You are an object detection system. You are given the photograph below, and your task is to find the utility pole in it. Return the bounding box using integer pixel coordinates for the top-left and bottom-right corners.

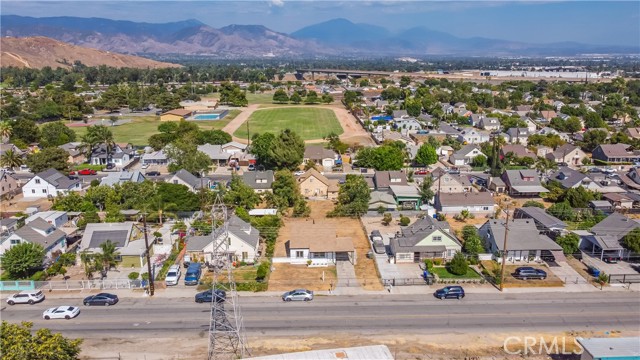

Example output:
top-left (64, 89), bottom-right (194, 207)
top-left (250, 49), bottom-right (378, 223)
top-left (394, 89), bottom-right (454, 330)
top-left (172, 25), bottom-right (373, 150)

top-left (142, 213), bottom-right (154, 296)
top-left (499, 207), bottom-right (510, 292)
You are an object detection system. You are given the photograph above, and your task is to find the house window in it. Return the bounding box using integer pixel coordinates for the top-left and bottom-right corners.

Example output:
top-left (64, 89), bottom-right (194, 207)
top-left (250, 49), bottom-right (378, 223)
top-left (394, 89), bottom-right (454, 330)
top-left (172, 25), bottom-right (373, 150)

top-left (1, 187), bottom-right (3, 192)
top-left (10, 239), bottom-right (20, 245)
top-left (312, 252), bottom-right (326, 258)
top-left (483, 207), bottom-right (489, 211)
top-left (114, 255), bottom-right (122, 262)
top-left (433, 236), bottom-right (442, 242)
top-left (31, 189), bottom-right (36, 194)
top-left (447, 249), bottom-right (455, 257)
top-left (42, 189), bottom-right (47, 193)
top-left (295, 251), bottom-right (304, 258)
top-left (242, 252), bottom-right (248, 260)
top-left (173, 180), bottom-right (178, 184)
top-left (35, 179), bottom-right (41, 184)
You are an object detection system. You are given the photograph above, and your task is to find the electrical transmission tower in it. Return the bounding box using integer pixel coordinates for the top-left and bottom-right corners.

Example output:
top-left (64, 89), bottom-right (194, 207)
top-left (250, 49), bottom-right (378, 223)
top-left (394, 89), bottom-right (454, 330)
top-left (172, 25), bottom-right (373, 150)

top-left (207, 196), bottom-right (249, 360)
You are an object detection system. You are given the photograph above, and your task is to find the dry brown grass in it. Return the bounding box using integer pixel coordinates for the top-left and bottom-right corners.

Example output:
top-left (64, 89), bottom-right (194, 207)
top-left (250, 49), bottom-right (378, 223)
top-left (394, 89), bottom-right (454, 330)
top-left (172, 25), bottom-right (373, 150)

top-left (267, 263), bottom-right (337, 291)
top-left (481, 261), bottom-right (564, 287)
top-left (272, 201), bottom-right (383, 291)
top-left (445, 216), bottom-right (488, 238)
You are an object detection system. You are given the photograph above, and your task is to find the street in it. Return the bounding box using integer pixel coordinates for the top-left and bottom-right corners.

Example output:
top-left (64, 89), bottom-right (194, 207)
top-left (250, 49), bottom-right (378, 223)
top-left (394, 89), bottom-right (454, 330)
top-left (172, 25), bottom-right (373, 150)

top-left (2, 292), bottom-right (638, 338)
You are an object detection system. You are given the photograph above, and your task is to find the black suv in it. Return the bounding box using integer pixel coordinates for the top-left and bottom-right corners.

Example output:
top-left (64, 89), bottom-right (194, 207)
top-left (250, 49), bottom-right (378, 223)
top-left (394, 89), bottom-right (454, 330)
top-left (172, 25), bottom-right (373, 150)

top-left (434, 286), bottom-right (465, 300)
top-left (513, 267), bottom-right (547, 280)
top-left (145, 171), bottom-right (161, 177)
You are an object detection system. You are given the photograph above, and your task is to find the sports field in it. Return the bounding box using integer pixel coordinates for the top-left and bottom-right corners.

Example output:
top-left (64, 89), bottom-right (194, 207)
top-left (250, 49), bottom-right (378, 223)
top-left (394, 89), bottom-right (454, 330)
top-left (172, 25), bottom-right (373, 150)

top-left (233, 107), bottom-right (343, 141)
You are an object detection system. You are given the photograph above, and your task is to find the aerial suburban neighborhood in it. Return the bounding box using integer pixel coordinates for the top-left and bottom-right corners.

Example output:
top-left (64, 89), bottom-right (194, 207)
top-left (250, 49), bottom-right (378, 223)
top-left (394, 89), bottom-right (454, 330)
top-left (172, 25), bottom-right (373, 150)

top-left (0, 2), bottom-right (639, 360)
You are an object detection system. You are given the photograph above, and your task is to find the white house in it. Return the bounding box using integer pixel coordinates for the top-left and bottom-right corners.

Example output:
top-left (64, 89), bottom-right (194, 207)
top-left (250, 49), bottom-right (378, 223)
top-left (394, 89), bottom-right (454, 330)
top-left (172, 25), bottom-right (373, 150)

top-left (434, 192), bottom-right (496, 216)
top-left (457, 129), bottom-right (491, 144)
top-left (0, 218), bottom-right (67, 259)
top-left (26, 211), bottom-right (68, 229)
top-left (186, 215), bottom-right (260, 264)
top-left (286, 223), bottom-right (356, 265)
top-left (221, 141), bottom-right (247, 155)
top-left (22, 169), bottom-right (82, 199)
top-left (449, 144), bottom-right (485, 166)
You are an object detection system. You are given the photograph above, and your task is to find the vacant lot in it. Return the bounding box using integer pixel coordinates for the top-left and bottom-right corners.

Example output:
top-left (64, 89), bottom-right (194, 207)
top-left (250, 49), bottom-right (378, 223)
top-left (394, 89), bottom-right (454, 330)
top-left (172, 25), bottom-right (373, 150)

top-left (233, 107), bottom-right (343, 141)
top-left (68, 111), bottom-right (239, 146)
top-left (481, 261), bottom-right (564, 287)
top-left (271, 201), bottom-right (383, 291)
top-left (268, 263), bottom-right (337, 292)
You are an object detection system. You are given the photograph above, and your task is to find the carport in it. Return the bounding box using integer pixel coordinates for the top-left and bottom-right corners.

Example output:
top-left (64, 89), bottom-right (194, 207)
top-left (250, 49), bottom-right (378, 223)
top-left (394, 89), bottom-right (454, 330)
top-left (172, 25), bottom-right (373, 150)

top-left (578, 233), bottom-right (625, 261)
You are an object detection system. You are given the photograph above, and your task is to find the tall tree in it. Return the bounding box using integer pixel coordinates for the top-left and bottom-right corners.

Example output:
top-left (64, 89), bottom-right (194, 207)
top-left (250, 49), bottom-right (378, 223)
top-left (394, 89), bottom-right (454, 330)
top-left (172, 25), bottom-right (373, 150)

top-left (39, 121), bottom-right (77, 148)
top-left (0, 149), bottom-right (24, 170)
top-left (1, 321), bottom-right (83, 360)
top-left (0, 120), bottom-right (12, 142)
top-left (223, 175), bottom-right (261, 210)
top-left (86, 125), bottom-right (114, 164)
top-left (272, 89), bottom-right (289, 104)
top-left (329, 175), bottom-right (371, 217)
top-left (165, 140), bottom-right (211, 176)
top-left (414, 144), bottom-right (438, 166)
top-left (95, 240), bottom-right (120, 274)
top-left (26, 147), bottom-right (70, 174)
top-left (251, 130), bottom-right (305, 170)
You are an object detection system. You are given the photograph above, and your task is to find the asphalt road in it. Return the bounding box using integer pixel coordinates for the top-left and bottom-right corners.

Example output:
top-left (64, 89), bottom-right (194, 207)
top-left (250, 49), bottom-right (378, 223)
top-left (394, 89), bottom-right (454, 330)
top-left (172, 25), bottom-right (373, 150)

top-left (1, 293), bottom-right (638, 338)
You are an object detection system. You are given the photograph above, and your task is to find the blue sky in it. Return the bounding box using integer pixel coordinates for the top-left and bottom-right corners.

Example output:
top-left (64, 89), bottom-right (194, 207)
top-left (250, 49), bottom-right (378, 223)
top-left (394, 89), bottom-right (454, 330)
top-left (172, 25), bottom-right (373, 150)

top-left (2, 1), bottom-right (639, 46)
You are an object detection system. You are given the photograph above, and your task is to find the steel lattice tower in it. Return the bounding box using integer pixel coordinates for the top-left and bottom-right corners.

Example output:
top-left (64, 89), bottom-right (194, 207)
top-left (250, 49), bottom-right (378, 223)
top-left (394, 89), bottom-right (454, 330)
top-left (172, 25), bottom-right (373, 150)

top-left (207, 196), bottom-right (249, 360)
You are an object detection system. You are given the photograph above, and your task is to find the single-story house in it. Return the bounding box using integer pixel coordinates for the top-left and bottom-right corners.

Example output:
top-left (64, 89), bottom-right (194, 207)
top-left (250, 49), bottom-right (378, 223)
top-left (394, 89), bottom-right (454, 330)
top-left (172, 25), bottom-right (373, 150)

top-left (141, 150), bottom-right (169, 165)
top-left (591, 212), bottom-right (640, 239)
top-left (243, 170), bottom-right (274, 193)
top-left (449, 144), bottom-right (485, 166)
top-left (389, 217), bottom-right (461, 263)
top-left (623, 127), bottom-right (640, 140)
top-left (429, 168), bottom-right (473, 193)
top-left (373, 170), bottom-right (408, 190)
top-left (546, 144), bottom-right (587, 166)
top-left (100, 171), bottom-right (146, 187)
top-left (166, 169), bottom-right (206, 192)
top-left (79, 222), bottom-right (146, 268)
top-left (368, 191), bottom-right (397, 211)
top-left (479, 219), bottom-right (562, 262)
top-left (488, 176), bottom-right (506, 193)
top-left (589, 200), bottom-right (614, 213)
top-left (25, 210), bottom-right (68, 229)
top-left (0, 218), bottom-right (67, 259)
top-left (221, 141), bottom-right (247, 154)
top-left (592, 144), bottom-right (640, 163)
top-left (197, 144), bottom-right (230, 165)
top-left (286, 224), bottom-right (356, 265)
top-left (434, 192), bottom-right (495, 216)
top-left (513, 207), bottom-right (567, 234)
top-left (389, 185), bottom-right (422, 210)
top-left (602, 193), bottom-right (634, 209)
top-left (59, 142), bottom-right (86, 164)
top-left (22, 168), bottom-right (82, 199)
top-left (574, 230), bottom-right (626, 262)
top-left (186, 215), bottom-right (260, 264)
top-left (0, 218), bottom-right (19, 234)
top-left (0, 170), bottom-right (20, 200)
top-left (549, 167), bottom-right (591, 189)
top-left (304, 145), bottom-right (338, 169)
top-left (297, 168), bottom-right (339, 200)
top-left (160, 109), bottom-right (193, 122)
top-left (500, 144), bottom-right (536, 161)
top-left (501, 170), bottom-right (547, 197)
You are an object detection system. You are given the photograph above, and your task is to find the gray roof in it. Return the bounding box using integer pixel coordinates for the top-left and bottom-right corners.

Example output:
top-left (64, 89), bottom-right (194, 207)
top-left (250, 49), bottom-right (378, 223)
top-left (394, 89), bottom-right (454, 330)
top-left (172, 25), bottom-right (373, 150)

top-left (583, 234), bottom-right (624, 251)
top-left (596, 144), bottom-right (636, 158)
top-left (80, 222), bottom-right (134, 251)
top-left (502, 170), bottom-right (547, 193)
top-left (368, 191), bottom-right (396, 206)
top-left (577, 337), bottom-right (640, 359)
top-left (437, 192), bottom-right (495, 207)
top-left (35, 168), bottom-right (80, 190)
top-left (58, 142), bottom-right (83, 157)
top-left (186, 235), bottom-right (212, 251)
top-left (88, 230), bottom-right (129, 248)
top-left (197, 144), bottom-right (230, 161)
top-left (304, 145), bottom-right (337, 161)
top-left (482, 219), bottom-right (562, 251)
top-left (547, 144), bottom-right (580, 160)
top-left (172, 169), bottom-right (203, 189)
top-left (242, 170), bottom-right (274, 190)
top-left (514, 207), bottom-right (567, 230)
top-left (12, 218), bottom-right (66, 249)
top-left (591, 212), bottom-right (640, 239)
top-left (187, 215), bottom-right (259, 250)
top-left (451, 144), bottom-right (482, 160)
top-left (549, 166), bottom-right (587, 188)
top-left (479, 117), bottom-right (501, 128)
top-left (100, 171), bottom-right (145, 187)
top-left (389, 185), bottom-right (420, 198)
top-left (501, 144), bottom-right (535, 159)
top-left (505, 127), bottom-right (531, 138)
top-left (373, 171), bottom-right (408, 189)
top-left (390, 217), bottom-right (459, 254)
top-left (0, 217), bottom-right (18, 229)
top-left (437, 122), bottom-right (461, 135)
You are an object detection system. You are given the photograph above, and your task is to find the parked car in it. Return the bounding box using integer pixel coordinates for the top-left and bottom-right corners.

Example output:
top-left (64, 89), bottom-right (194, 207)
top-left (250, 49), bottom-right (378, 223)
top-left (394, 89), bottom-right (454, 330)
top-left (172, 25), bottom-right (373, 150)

top-left (78, 169), bottom-right (97, 175)
top-left (6, 290), bottom-right (45, 305)
top-left (83, 293), bottom-right (119, 306)
top-left (282, 289), bottom-right (314, 302)
top-left (414, 169), bottom-right (428, 175)
top-left (184, 262), bottom-right (202, 286)
top-left (434, 286), bottom-right (465, 300)
top-left (145, 171), bottom-right (161, 176)
top-left (195, 289), bottom-right (226, 303)
top-left (43, 306), bottom-right (80, 320)
top-left (165, 265), bottom-right (181, 286)
top-left (247, 164), bottom-right (256, 171)
top-left (603, 255), bottom-right (621, 264)
top-left (106, 163), bottom-right (115, 170)
top-left (141, 163), bottom-right (150, 169)
top-left (294, 170), bottom-right (305, 176)
top-left (373, 239), bottom-right (386, 254)
top-left (513, 267), bottom-right (547, 280)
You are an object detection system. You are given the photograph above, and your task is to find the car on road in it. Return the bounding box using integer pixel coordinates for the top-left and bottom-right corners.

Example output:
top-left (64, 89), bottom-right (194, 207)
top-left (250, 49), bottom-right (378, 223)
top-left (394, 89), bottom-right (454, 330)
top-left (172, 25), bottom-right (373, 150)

top-left (434, 286), bottom-right (465, 300)
top-left (165, 265), bottom-right (181, 286)
top-left (373, 239), bottom-right (386, 254)
top-left (294, 170), bottom-right (305, 176)
top-left (43, 306), bottom-right (80, 320)
top-left (83, 293), bottom-right (119, 306)
top-left (282, 289), bottom-right (313, 302)
top-left (78, 169), bottom-right (97, 175)
top-left (145, 171), bottom-right (161, 176)
top-left (195, 289), bottom-right (227, 303)
top-left (513, 267), bottom-right (547, 280)
top-left (6, 290), bottom-right (45, 305)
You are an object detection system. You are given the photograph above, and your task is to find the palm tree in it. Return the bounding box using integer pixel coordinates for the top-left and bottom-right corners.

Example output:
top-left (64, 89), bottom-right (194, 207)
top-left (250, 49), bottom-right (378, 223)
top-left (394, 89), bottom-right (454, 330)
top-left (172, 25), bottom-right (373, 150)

top-left (0, 149), bottom-right (23, 170)
top-left (80, 251), bottom-right (96, 280)
top-left (88, 125), bottom-right (114, 165)
top-left (80, 134), bottom-right (97, 165)
top-left (95, 240), bottom-right (120, 274)
top-left (0, 121), bottom-right (12, 143)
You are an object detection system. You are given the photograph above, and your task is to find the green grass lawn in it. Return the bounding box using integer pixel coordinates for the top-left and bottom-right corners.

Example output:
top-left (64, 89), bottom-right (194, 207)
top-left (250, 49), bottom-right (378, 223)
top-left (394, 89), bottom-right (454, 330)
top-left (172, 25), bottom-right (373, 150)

top-left (233, 107), bottom-right (343, 141)
top-left (246, 92), bottom-right (276, 105)
top-left (429, 266), bottom-right (481, 279)
top-left (67, 110), bottom-right (240, 146)
top-left (233, 266), bottom-right (258, 282)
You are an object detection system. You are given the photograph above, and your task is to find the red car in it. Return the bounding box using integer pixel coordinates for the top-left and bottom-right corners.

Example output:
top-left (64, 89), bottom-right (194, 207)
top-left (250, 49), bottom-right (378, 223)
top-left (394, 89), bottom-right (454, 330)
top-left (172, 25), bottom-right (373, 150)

top-left (414, 169), bottom-right (428, 175)
top-left (78, 169), bottom-right (97, 175)
top-left (69, 171), bottom-right (76, 175)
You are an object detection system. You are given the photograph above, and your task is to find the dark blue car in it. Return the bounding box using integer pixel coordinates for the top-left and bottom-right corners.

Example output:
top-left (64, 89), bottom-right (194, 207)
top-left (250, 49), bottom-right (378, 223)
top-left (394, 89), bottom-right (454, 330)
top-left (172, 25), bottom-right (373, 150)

top-left (434, 286), bottom-right (465, 300)
top-left (195, 289), bottom-right (226, 303)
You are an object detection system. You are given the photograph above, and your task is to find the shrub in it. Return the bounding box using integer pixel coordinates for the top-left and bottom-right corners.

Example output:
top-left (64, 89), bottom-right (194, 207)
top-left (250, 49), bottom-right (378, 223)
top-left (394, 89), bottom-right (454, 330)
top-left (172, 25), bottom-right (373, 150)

top-left (141, 273), bottom-right (149, 281)
top-left (31, 271), bottom-right (47, 281)
top-left (399, 215), bottom-right (410, 226)
top-left (256, 262), bottom-right (270, 281)
top-left (447, 252), bottom-right (469, 276)
top-left (433, 258), bottom-right (443, 266)
top-left (90, 179), bottom-right (100, 187)
top-left (424, 259), bottom-right (433, 270)
top-left (128, 272), bottom-right (140, 280)
top-left (597, 272), bottom-right (609, 284)
top-left (381, 213), bottom-right (392, 226)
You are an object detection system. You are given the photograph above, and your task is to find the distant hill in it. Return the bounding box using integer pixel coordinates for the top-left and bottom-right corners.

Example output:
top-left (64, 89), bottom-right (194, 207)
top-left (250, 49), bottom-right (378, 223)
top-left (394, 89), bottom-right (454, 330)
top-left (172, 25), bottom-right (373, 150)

top-left (0, 36), bottom-right (181, 69)
top-left (291, 18), bottom-right (390, 47)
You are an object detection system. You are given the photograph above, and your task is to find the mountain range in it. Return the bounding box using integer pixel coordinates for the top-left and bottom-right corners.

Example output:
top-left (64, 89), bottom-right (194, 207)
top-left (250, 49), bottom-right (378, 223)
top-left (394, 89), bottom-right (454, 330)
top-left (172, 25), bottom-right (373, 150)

top-left (1, 15), bottom-right (637, 58)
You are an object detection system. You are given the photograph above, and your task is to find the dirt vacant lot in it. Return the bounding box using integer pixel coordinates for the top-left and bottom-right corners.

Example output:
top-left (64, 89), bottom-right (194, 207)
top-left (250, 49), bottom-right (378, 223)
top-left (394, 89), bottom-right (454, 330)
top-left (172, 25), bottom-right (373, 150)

top-left (268, 263), bottom-right (337, 292)
top-left (272, 201), bottom-right (383, 291)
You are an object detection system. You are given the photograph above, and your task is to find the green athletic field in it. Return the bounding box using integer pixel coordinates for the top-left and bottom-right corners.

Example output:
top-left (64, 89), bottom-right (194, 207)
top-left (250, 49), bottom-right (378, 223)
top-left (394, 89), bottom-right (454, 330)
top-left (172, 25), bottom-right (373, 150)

top-left (233, 107), bottom-right (343, 141)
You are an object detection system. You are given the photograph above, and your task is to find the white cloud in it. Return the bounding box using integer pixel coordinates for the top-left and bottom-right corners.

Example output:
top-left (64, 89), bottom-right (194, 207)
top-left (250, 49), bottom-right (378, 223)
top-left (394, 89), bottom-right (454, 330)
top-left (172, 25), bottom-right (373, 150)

top-left (270, 0), bottom-right (284, 7)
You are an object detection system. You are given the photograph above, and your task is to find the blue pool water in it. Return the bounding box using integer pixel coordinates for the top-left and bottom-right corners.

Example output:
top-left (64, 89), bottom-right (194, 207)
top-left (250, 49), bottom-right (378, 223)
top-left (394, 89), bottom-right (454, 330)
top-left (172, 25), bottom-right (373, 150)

top-left (194, 114), bottom-right (220, 120)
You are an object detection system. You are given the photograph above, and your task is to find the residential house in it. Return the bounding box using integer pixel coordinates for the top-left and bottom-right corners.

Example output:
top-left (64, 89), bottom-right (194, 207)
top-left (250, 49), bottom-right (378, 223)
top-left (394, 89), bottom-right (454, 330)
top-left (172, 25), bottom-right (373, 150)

top-left (197, 144), bottom-right (230, 165)
top-left (537, 127), bottom-right (559, 136)
top-left (468, 114), bottom-right (483, 127)
top-left (576, 337), bottom-right (640, 360)
top-left (503, 128), bottom-right (532, 145)
top-left (160, 109), bottom-right (193, 122)
top-left (242, 170), bottom-right (274, 193)
top-left (602, 193), bottom-right (634, 209)
top-left (394, 118), bottom-right (423, 131)
top-left (166, 169), bottom-right (206, 193)
top-left (521, 116), bottom-right (538, 132)
top-left (79, 222), bottom-right (147, 268)
top-left (592, 144), bottom-right (640, 163)
top-left (623, 127), bottom-right (640, 140)
top-left (580, 212), bottom-right (639, 260)
top-left (541, 110), bottom-right (557, 121)
top-left (0, 170), bottom-right (20, 200)
top-left (536, 145), bottom-right (554, 158)
top-left (286, 224), bottom-right (356, 265)
top-left (298, 168), bottom-right (339, 200)
top-left (389, 185), bottom-right (422, 210)
top-left (440, 103), bottom-right (454, 115)
top-left (392, 110), bottom-right (408, 118)
top-left (479, 219), bottom-right (562, 262)
top-left (0, 218), bottom-right (67, 259)
top-left (458, 129), bottom-right (491, 144)
top-left (0, 143), bottom-right (23, 158)
top-left (221, 141), bottom-right (247, 155)
top-left (434, 192), bottom-right (495, 216)
top-left (488, 176), bottom-right (506, 193)
top-left (141, 150), bottom-right (169, 166)
top-left (22, 168), bottom-right (81, 199)
top-left (620, 167), bottom-right (640, 191)
top-left (437, 122), bottom-right (462, 137)
top-left (553, 101), bottom-right (565, 111)
top-left (501, 170), bottom-right (547, 196)
top-left (186, 215), bottom-right (260, 264)
top-left (373, 171), bottom-right (408, 190)
top-left (546, 144), bottom-right (587, 166)
top-left (456, 108), bottom-right (472, 118)
top-left (0, 218), bottom-right (19, 236)
top-left (589, 200), bottom-right (614, 213)
top-left (449, 144), bottom-right (485, 166)
top-left (515, 105), bottom-right (532, 117)
top-left (89, 143), bottom-right (134, 167)
top-left (368, 191), bottom-right (397, 211)
top-left (389, 216), bottom-right (461, 263)
top-left (25, 211), bottom-right (68, 229)
top-left (478, 117), bottom-right (501, 131)
top-left (549, 167), bottom-right (593, 189)
top-left (500, 144), bottom-right (537, 161)
top-left (513, 207), bottom-right (567, 235)
top-left (304, 145), bottom-right (337, 169)
top-left (59, 142), bottom-right (86, 164)
top-left (429, 168), bottom-right (473, 193)
top-left (100, 171), bottom-right (145, 187)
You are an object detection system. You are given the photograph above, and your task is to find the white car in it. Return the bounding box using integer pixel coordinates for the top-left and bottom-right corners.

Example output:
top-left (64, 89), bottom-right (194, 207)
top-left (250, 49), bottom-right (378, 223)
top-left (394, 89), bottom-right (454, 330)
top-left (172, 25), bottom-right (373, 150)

top-left (6, 290), bottom-right (45, 305)
top-left (43, 306), bottom-right (80, 320)
top-left (294, 170), bottom-right (305, 176)
top-left (165, 265), bottom-right (181, 286)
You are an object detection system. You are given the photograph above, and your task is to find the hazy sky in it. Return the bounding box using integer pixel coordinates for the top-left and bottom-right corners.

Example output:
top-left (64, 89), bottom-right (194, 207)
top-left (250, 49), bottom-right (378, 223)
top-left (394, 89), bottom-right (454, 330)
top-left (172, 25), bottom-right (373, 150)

top-left (2, 1), bottom-right (639, 46)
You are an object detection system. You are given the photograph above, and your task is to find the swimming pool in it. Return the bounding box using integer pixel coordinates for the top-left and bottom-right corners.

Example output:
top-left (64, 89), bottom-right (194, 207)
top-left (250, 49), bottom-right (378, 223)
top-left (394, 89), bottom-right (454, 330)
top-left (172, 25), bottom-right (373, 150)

top-left (193, 114), bottom-right (220, 120)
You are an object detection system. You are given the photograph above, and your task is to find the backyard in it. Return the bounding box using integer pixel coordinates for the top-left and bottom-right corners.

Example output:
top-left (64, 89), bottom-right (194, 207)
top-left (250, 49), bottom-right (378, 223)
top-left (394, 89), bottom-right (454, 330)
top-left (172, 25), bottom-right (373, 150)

top-left (233, 107), bottom-right (343, 141)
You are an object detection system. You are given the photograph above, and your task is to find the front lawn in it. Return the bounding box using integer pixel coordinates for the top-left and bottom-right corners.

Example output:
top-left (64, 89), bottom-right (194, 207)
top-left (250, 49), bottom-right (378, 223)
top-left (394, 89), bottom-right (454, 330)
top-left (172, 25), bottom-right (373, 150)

top-left (429, 266), bottom-right (481, 279)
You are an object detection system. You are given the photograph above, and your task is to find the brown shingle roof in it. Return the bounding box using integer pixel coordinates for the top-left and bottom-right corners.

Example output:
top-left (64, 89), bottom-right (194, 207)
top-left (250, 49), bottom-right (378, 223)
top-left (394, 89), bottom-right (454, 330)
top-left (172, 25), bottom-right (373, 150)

top-left (162, 109), bottom-right (192, 117)
top-left (288, 223), bottom-right (354, 253)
